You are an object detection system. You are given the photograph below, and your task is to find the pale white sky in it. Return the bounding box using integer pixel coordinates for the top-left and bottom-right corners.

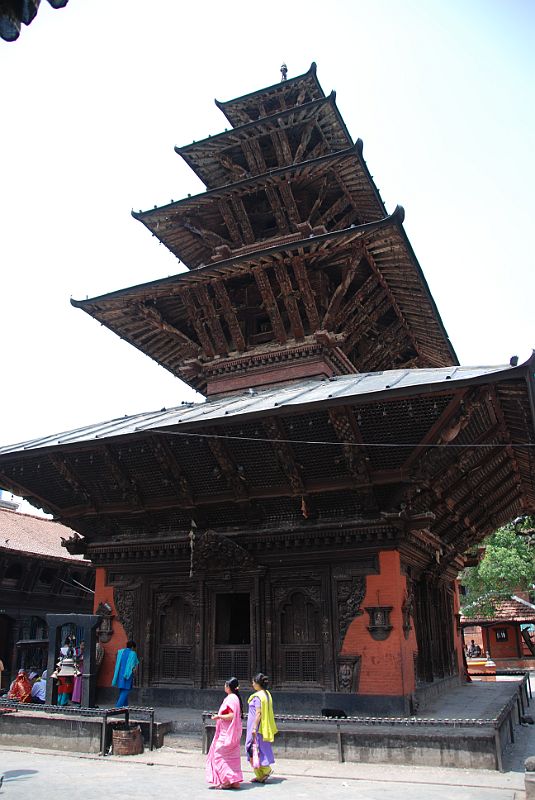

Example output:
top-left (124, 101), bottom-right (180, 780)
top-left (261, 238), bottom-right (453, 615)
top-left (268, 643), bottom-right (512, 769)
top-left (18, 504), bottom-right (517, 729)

top-left (1, 0), bottom-right (533, 462)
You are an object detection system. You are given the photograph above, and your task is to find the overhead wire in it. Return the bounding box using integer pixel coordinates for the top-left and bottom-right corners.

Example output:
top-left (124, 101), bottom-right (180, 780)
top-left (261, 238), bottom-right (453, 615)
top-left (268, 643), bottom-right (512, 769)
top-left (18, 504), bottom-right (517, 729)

top-left (144, 428), bottom-right (535, 449)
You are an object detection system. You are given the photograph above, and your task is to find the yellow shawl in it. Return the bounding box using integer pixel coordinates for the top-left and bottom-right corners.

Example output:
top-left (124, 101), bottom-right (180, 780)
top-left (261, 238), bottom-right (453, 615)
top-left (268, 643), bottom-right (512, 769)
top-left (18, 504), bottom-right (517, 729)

top-left (248, 689), bottom-right (278, 742)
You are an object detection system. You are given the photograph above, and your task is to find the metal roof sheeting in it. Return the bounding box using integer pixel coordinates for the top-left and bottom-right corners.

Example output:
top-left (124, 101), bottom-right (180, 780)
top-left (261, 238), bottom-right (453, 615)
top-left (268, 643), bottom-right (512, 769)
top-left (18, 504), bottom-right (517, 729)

top-left (0, 363), bottom-right (520, 456)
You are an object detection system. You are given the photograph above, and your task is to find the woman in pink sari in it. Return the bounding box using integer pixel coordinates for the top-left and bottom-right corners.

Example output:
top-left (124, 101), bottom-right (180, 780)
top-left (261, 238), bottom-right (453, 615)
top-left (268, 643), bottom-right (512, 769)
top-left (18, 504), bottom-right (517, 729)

top-left (206, 677), bottom-right (243, 790)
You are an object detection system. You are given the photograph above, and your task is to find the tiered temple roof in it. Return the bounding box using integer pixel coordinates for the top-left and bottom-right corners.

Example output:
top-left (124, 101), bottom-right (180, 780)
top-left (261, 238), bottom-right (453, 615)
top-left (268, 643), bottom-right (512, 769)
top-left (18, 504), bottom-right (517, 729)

top-left (74, 66), bottom-right (457, 395)
top-left (1, 65), bottom-right (534, 584)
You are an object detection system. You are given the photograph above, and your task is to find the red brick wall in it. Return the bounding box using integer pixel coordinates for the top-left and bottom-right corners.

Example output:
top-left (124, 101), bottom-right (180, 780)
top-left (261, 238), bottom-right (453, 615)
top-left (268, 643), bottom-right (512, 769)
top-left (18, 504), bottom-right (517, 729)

top-left (488, 623), bottom-right (520, 659)
top-left (94, 567), bottom-right (127, 688)
top-left (341, 550), bottom-right (416, 697)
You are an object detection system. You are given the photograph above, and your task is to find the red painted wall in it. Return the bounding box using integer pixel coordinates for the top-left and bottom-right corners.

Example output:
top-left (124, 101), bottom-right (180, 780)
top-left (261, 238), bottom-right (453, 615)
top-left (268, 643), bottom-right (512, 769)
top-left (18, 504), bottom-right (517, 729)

top-left (94, 567), bottom-right (127, 688)
top-left (341, 550), bottom-right (417, 697)
top-left (488, 623), bottom-right (521, 659)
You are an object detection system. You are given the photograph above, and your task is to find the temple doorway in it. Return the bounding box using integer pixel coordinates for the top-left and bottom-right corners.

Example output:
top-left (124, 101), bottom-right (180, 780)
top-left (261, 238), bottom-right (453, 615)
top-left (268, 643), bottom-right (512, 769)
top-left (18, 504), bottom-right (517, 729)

top-left (212, 592), bottom-right (251, 685)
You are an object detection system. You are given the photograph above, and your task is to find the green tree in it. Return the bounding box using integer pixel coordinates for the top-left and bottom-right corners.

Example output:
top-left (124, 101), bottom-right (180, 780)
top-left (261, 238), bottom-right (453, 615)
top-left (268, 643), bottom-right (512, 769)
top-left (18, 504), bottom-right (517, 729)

top-left (461, 519), bottom-right (535, 618)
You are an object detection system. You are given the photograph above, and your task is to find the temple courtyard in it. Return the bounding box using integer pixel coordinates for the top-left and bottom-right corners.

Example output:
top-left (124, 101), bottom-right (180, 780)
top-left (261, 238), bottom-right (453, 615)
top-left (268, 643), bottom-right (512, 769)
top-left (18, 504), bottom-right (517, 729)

top-left (0, 742), bottom-right (527, 799)
top-left (2, 675), bottom-right (535, 799)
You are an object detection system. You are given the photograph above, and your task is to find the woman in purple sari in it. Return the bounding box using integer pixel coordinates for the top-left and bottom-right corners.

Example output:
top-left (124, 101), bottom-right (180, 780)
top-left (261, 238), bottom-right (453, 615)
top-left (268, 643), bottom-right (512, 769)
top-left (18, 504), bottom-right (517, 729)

top-left (246, 673), bottom-right (278, 783)
top-left (206, 677), bottom-right (244, 790)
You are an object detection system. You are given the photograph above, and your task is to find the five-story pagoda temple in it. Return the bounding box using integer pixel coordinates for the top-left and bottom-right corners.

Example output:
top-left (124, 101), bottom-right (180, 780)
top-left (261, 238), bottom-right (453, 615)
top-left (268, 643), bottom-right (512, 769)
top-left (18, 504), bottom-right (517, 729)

top-left (1, 64), bottom-right (534, 713)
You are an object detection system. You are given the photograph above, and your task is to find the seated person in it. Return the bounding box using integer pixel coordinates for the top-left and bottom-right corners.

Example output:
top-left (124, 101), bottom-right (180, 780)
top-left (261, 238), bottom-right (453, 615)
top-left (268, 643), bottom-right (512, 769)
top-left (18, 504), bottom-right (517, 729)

top-left (8, 669), bottom-right (32, 703)
top-left (31, 671), bottom-right (47, 704)
top-left (467, 639), bottom-right (482, 657)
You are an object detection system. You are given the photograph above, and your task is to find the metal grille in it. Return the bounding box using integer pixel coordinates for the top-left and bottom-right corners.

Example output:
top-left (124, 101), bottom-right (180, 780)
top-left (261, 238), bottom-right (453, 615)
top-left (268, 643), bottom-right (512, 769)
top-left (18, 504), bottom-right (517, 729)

top-left (282, 648), bottom-right (319, 683)
top-left (159, 647), bottom-right (192, 681)
top-left (216, 651), bottom-right (233, 680)
top-left (302, 651), bottom-right (318, 682)
top-left (215, 648), bottom-right (251, 683)
top-left (284, 651), bottom-right (301, 681)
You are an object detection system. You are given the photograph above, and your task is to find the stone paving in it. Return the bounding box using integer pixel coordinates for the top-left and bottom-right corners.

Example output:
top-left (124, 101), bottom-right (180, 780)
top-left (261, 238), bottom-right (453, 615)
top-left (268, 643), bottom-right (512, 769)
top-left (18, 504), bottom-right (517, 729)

top-left (0, 675), bottom-right (533, 799)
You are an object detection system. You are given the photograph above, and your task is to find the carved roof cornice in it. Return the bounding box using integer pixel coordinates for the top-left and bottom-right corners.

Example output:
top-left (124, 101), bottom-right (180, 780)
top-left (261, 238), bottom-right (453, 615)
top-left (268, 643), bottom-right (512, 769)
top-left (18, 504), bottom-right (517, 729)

top-left (86, 518), bottom-right (401, 566)
top-left (176, 94), bottom-right (357, 191)
top-left (215, 63), bottom-right (324, 128)
top-left (132, 144), bottom-right (385, 268)
top-left (72, 210), bottom-right (457, 391)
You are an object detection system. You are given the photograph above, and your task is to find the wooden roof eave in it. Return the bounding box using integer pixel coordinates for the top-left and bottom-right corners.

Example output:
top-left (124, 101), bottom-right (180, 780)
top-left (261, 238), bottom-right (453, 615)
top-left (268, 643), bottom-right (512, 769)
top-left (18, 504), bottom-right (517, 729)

top-left (176, 95), bottom-right (356, 192)
top-left (132, 146), bottom-right (387, 268)
top-left (73, 211), bottom-right (404, 309)
top-left (214, 62), bottom-right (323, 127)
top-left (133, 141), bottom-right (375, 227)
top-left (81, 208), bottom-right (456, 368)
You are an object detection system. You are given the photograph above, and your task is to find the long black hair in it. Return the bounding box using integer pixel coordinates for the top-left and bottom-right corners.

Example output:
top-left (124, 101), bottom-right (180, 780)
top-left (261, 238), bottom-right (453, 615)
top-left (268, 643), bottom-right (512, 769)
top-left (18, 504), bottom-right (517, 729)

top-left (253, 672), bottom-right (269, 690)
top-left (226, 676), bottom-right (243, 715)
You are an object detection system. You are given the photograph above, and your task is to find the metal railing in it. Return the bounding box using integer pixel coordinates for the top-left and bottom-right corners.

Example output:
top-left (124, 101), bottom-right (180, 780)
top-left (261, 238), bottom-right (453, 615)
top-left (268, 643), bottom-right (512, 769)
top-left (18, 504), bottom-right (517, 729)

top-left (0, 698), bottom-right (155, 756)
top-left (201, 672), bottom-right (532, 770)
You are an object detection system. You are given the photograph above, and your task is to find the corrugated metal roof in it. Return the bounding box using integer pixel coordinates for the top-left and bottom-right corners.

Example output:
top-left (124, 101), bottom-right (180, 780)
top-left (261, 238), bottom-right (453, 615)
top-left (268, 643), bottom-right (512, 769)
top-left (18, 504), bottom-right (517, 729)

top-left (0, 363), bottom-right (520, 456)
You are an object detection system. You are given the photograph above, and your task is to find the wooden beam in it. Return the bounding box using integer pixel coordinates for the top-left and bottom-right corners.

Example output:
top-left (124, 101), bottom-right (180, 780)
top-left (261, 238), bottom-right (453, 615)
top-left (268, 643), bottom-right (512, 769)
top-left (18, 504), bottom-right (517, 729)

top-left (307, 174), bottom-right (329, 226)
top-left (206, 435), bottom-right (249, 502)
top-left (338, 273), bottom-right (379, 329)
top-left (230, 197), bottom-right (255, 244)
top-left (328, 406), bottom-right (372, 484)
top-left (48, 454), bottom-right (96, 509)
top-left (57, 468), bottom-right (407, 520)
top-left (180, 288), bottom-right (216, 357)
top-left (0, 469), bottom-right (61, 516)
top-left (253, 267), bottom-right (287, 343)
top-left (294, 120), bottom-right (315, 163)
top-left (262, 417), bottom-right (304, 495)
top-left (273, 261), bottom-right (305, 339)
top-left (212, 279), bottom-right (246, 352)
top-left (265, 186), bottom-right (290, 234)
top-left (218, 199), bottom-right (243, 246)
top-left (322, 246), bottom-right (363, 329)
top-left (149, 436), bottom-right (195, 507)
top-left (274, 127), bottom-right (293, 164)
top-left (363, 245), bottom-right (421, 359)
top-left (102, 445), bottom-right (143, 508)
top-left (242, 139), bottom-right (267, 173)
top-left (134, 303), bottom-right (200, 355)
top-left (277, 180), bottom-right (301, 227)
top-left (291, 256), bottom-right (320, 330)
top-left (193, 284), bottom-right (229, 355)
top-left (316, 193), bottom-right (352, 229)
top-left (182, 216), bottom-right (230, 250)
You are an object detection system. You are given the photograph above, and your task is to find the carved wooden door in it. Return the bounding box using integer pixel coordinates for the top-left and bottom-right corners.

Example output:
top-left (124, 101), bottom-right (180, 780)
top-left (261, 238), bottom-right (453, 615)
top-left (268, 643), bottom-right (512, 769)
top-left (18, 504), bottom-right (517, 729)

top-left (277, 590), bottom-right (322, 687)
top-left (157, 595), bottom-right (194, 684)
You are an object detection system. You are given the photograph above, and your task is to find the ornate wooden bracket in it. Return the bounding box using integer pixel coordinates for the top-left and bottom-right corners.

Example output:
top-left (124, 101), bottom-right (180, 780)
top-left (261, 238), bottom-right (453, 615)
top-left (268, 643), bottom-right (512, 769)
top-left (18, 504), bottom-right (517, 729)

top-left (262, 417), bottom-right (304, 495)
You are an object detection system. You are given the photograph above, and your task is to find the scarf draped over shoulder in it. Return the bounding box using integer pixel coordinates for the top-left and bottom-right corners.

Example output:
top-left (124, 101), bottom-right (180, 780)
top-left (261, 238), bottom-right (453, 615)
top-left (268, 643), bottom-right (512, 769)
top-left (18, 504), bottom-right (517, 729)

top-left (248, 689), bottom-right (278, 742)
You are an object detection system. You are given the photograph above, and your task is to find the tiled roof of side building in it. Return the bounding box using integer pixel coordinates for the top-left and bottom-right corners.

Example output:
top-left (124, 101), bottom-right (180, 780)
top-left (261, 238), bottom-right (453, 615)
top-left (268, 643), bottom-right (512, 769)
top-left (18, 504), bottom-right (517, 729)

top-left (462, 596), bottom-right (535, 624)
top-left (0, 508), bottom-right (90, 563)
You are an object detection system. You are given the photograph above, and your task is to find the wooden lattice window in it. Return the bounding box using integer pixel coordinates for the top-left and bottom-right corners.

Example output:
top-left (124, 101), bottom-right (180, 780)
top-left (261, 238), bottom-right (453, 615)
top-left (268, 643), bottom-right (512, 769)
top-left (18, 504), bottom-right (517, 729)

top-left (279, 591), bottom-right (321, 684)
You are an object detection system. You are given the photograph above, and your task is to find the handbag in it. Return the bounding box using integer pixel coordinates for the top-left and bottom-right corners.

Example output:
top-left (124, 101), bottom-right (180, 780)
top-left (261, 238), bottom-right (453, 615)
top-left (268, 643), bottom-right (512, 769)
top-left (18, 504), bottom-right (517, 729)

top-left (252, 741), bottom-right (261, 770)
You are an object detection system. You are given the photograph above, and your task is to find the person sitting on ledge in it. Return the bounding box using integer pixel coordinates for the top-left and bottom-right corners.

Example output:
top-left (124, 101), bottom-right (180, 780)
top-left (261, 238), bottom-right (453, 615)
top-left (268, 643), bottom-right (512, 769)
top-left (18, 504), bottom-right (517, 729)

top-left (467, 639), bottom-right (482, 657)
top-left (31, 670), bottom-right (47, 704)
top-left (8, 669), bottom-right (32, 703)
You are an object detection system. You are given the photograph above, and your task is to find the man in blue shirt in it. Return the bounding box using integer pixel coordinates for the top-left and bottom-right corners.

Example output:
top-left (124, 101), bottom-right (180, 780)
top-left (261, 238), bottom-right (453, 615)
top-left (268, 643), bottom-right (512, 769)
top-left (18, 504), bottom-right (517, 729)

top-left (112, 641), bottom-right (139, 707)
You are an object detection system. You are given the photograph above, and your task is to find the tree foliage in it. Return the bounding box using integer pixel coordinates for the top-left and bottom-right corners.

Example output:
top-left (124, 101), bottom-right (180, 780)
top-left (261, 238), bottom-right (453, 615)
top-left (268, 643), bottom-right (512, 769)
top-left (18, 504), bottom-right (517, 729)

top-left (461, 518), bottom-right (535, 618)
